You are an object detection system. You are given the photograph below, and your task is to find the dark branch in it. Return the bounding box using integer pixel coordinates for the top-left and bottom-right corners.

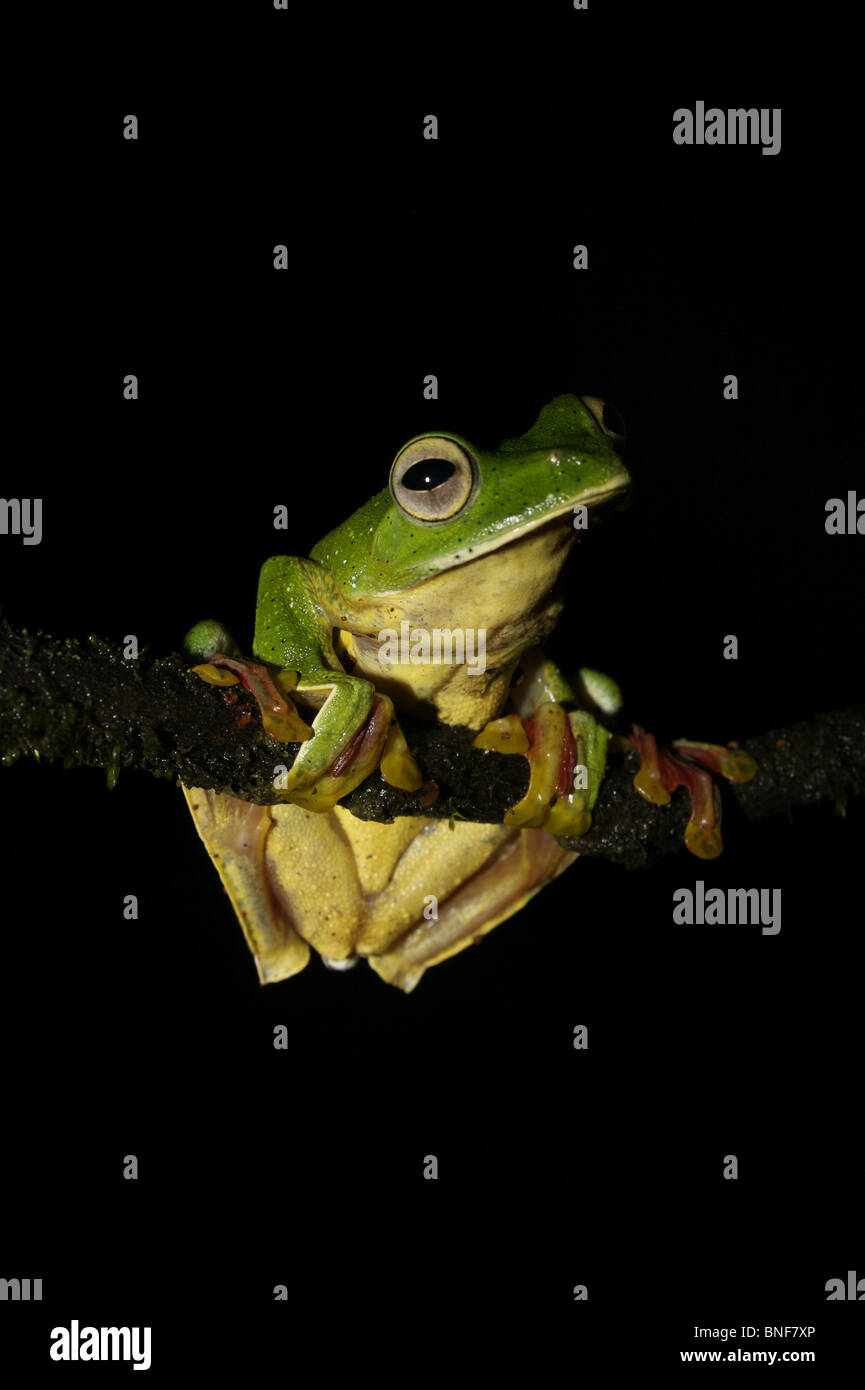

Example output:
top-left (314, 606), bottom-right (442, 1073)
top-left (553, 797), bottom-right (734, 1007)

top-left (2, 617), bottom-right (862, 868)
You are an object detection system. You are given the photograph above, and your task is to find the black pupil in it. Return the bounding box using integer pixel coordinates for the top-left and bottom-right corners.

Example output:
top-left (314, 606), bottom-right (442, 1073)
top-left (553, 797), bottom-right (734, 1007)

top-left (603, 403), bottom-right (626, 436)
top-left (402, 458), bottom-right (456, 492)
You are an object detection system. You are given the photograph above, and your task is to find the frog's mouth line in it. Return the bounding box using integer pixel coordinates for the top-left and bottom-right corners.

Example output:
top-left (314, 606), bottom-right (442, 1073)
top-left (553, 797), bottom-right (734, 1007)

top-left (426, 485), bottom-right (630, 574)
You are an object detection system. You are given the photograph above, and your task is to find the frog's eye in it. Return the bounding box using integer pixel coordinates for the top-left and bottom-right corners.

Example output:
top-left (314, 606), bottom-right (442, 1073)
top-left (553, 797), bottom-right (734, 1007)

top-left (581, 396), bottom-right (627, 442)
top-left (390, 436), bottom-right (475, 521)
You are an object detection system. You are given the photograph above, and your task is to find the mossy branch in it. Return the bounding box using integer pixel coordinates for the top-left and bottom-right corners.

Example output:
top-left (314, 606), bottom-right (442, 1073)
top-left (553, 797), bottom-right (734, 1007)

top-left (1, 617), bottom-right (862, 868)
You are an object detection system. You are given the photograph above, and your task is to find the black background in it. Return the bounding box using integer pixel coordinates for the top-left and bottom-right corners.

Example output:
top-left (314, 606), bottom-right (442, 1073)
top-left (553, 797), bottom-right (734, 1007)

top-left (2, 2), bottom-right (862, 1376)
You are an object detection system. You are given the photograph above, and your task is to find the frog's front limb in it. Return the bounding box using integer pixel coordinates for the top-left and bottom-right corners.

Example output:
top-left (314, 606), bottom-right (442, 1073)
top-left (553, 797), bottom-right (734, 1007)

top-left (475, 649), bottom-right (758, 857)
top-left (473, 648), bottom-right (617, 837)
top-left (185, 558), bottom-right (422, 812)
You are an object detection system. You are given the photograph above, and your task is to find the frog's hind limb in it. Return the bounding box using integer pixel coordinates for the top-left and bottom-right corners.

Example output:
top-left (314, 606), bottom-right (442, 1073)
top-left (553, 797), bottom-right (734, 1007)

top-left (181, 787), bottom-right (312, 984)
top-left (367, 824), bottom-right (576, 993)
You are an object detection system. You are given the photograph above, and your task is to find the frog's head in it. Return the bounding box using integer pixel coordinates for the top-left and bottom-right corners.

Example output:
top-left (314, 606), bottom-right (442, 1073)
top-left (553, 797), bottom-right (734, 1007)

top-left (313, 394), bottom-right (631, 595)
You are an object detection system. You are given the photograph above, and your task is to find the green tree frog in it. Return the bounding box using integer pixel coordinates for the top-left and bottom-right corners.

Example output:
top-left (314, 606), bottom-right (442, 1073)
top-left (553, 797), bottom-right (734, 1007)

top-left (182, 395), bottom-right (754, 992)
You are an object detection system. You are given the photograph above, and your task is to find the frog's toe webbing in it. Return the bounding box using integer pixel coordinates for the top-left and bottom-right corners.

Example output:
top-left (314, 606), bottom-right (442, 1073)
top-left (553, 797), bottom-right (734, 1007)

top-left (628, 728), bottom-right (757, 860)
top-left (181, 786), bottom-right (311, 983)
top-left (191, 651), bottom-right (313, 742)
top-left (473, 703), bottom-right (603, 837)
top-left (368, 825), bottom-right (576, 993)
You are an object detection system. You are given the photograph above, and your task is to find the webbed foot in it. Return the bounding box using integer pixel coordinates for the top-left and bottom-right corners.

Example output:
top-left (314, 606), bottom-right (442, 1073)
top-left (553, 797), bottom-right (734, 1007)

top-left (185, 622), bottom-right (422, 812)
top-left (472, 649), bottom-right (616, 837)
top-left (627, 727), bottom-right (757, 859)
